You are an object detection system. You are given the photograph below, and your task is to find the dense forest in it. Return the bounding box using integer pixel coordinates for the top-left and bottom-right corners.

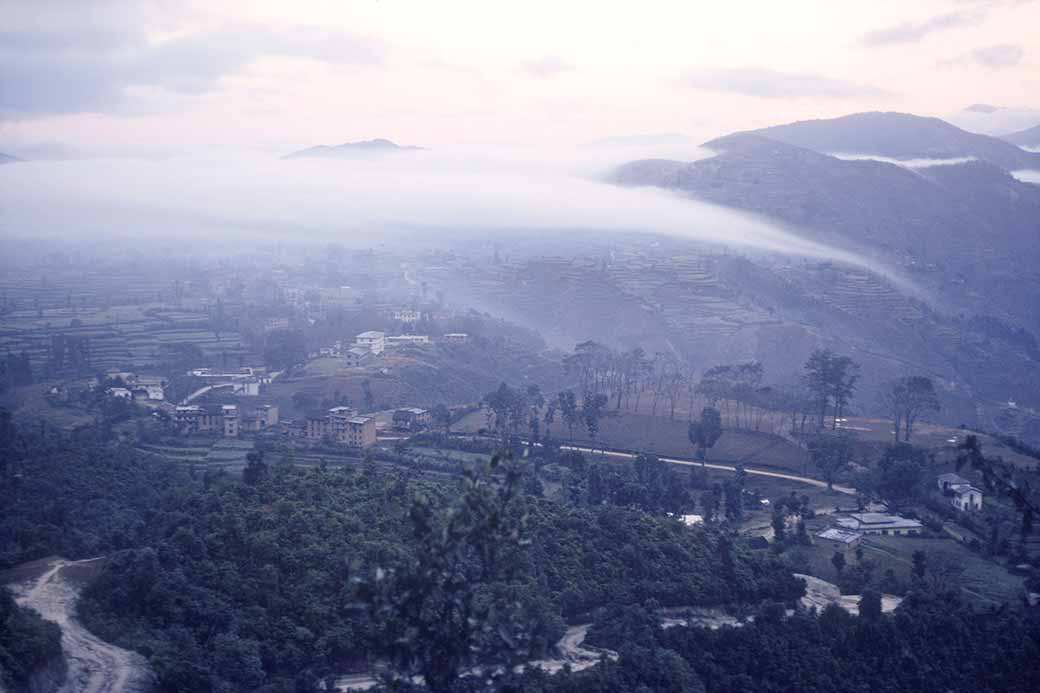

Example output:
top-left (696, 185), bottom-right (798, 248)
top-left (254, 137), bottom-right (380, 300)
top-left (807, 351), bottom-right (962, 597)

top-left (0, 412), bottom-right (801, 691)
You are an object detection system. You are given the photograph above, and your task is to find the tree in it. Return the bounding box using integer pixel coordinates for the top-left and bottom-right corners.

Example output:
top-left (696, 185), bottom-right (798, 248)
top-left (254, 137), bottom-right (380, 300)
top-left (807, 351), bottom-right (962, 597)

top-left (809, 431), bottom-right (855, 490)
top-left (859, 589), bottom-right (882, 621)
top-left (831, 550), bottom-right (847, 577)
top-left (957, 435), bottom-right (1040, 539)
top-left (358, 455), bottom-right (534, 691)
top-left (431, 403), bottom-right (452, 434)
top-left (264, 329), bottom-right (307, 371)
top-left (242, 450), bottom-right (268, 486)
top-left (803, 349), bottom-right (860, 430)
top-left (557, 390), bottom-right (579, 438)
top-left (863, 443), bottom-right (929, 508)
top-left (880, 376), bottom-right (940, 442)
top-left (911, 550), bottom-right (927, 584)
top-left (688, 407), bottom-right (722, 464)
top-left (581, 392), bottom-right (608, 447)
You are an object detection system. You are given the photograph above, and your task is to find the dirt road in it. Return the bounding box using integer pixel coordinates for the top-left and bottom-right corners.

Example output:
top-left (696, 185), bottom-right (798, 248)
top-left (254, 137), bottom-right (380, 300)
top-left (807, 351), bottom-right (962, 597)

top-left (7, 558), bottom-right (153, 693)
top-left (557, 443), bottom-right (858, 495)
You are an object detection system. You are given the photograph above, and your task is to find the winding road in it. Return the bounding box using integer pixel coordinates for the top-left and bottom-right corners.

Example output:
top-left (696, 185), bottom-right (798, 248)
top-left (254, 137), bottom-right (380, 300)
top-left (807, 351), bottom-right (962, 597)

top-left (7, 558), bottom-right (153, 693)
top-left (554, 443), bottom-right (858, 495)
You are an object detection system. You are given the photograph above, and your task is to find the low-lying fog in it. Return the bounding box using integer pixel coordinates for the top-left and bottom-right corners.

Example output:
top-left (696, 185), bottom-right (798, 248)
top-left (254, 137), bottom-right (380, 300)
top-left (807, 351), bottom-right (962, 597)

top-left (0, 142), bottom-right (895, 276)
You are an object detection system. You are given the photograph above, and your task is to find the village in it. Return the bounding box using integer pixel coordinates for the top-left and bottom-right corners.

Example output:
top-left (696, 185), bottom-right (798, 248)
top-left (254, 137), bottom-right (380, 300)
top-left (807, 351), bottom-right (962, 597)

top-left (1, 245), bottom-right (1037, 616)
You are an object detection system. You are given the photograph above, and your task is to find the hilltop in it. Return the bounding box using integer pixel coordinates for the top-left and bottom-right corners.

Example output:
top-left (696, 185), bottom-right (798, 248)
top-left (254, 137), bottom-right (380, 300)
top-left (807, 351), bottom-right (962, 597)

top-left (1002, 124), bottom-right (1040, 149)
top-left (283, 138), bottom-right (425, 159)
top-left (726, 111), bottom-right (1040, 171)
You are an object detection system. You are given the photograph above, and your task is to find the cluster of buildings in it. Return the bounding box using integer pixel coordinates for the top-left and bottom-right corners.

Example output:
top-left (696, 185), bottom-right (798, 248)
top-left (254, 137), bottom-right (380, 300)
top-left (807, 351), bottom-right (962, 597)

top-left (173, 404), bottom-right (279, 437)
top-left (300, 406), bottom-right (377, 448)
top-left (816, 512), bottom-right (924, 554)
top-left (102, 371), bottom-right (167, 401)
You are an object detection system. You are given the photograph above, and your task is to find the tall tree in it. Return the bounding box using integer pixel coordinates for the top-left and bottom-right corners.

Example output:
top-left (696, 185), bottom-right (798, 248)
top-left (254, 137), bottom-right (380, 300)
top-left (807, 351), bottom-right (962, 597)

top-left (688, 407), bottom-right (723, 464)
top-left (809, 431), bottom-right (855, 490)
top-left (881, 376), bottom-right (940, 442)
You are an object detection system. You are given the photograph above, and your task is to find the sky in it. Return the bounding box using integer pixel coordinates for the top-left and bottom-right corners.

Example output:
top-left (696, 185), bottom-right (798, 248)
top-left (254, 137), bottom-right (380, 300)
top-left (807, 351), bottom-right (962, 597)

top-left (2, 0), bottom-right (1039, 155)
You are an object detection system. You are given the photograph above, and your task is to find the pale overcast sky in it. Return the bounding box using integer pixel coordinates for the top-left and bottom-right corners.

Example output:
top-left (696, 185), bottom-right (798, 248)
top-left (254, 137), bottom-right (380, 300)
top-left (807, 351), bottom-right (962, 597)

top-left (1, 0), bottom-right (1038, 153)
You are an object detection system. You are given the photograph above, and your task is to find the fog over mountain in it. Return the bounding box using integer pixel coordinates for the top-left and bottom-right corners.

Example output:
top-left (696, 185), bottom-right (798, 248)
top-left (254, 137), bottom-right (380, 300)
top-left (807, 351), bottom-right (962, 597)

top-left (0, 145), bottom-right (882, 270)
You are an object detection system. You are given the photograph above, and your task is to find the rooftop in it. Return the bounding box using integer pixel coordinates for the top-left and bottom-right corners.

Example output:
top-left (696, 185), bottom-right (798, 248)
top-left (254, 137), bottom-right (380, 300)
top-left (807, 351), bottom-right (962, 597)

top-left (356, 331), bottom-right (385, 339)
top-left (817, 528), bottom-right (863, 544)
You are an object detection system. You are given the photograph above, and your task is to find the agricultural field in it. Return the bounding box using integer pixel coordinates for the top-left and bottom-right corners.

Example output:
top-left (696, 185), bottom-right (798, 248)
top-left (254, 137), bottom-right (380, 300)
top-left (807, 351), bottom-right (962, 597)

top-left (0, 300), bottom-right (247, 374)
top-left (455, 408), bottom-right (812, 473)
top-left (791, 530), bottom-right (1026, 608)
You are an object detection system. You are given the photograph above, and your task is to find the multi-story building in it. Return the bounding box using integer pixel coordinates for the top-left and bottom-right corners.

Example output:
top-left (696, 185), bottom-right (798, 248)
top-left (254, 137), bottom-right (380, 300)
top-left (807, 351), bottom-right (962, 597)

top-left (303, 406), bottom-right (376, 448)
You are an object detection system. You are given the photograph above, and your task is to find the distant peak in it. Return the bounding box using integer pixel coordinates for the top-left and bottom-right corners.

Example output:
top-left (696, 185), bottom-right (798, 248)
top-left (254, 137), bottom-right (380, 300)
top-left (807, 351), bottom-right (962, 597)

top-left (965, 104), bottom-right (1002, 114)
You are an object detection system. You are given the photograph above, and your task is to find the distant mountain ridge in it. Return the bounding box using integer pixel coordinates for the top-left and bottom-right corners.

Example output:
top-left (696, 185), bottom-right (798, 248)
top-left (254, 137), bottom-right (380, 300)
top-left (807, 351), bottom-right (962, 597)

top-left (1002, 124), bottom-right (1040, 149)
top-left (0, 152), bottom-right (22, 164)
top-left (283, 138), bottom-right (425, 159)
top-left (725, 111), bottom-right (1040, 171)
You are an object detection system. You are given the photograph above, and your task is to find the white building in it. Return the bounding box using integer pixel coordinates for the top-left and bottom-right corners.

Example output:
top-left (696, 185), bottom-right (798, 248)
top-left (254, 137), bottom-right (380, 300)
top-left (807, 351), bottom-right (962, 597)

top-left (393, 309), bottom-right (423, 323)
top-left (355, 331), bottom-right (386, 355)
top-left (385, 334), bottom-right (430, 348)
top-left (836, 513), bottom-right (922, 536)
top-left (442, 333), bottom-right (469, 344)
top-left (106, 387), bottom-right (133, 399)
top-left (817, 528), bottom-right (863, 552)
top-left (937, 473), bottom-right (983, 511)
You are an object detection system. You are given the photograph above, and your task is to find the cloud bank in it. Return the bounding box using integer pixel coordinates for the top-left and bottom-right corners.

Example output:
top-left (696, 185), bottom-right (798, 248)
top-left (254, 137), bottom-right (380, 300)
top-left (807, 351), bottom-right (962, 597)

top-left (860, 11), bottom-right (977, 46)
top-left (683, 67), bottom-right (885, 99)
top-left (0, 144), bottom-right (889, 278)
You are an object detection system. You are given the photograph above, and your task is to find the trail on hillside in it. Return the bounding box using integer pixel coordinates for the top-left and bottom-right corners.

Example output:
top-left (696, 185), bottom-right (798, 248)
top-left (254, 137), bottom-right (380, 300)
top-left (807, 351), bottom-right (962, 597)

top-left (7, 558), bottom-right (153, 693)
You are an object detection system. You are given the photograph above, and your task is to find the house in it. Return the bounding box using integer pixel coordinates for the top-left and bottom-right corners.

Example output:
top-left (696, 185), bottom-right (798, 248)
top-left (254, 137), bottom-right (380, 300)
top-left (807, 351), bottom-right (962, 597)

top-left (393, 407), bottom-right (431, 431)
top-left (241, 405), bottom-right (279, 432)
top-left (355, 331), bottom-right (386, 355)
top-left (937, 473), bottom-right (969, 491)
top-left (937, 473), bottom-right (983, 511)
top-left (305, 415), bottom-right (331, 440)
top-left (175, 404), bottom-right (240, 437)
top-left (305, 406), bottom-right (376, 448)
top-left (817, 528), bottom-right (863, 552)
top-left (385, 334), bottom-right (430, 348)
top-left (341, 415), bottom-right (376, 448)
top-left (836, 513), bottom-right (922, 536)
top-left (222, 405), bottom-right (240, 437)
top-left (328, 406), bottom-right (359, 440)
top-left (442, 333), bottom-right (469, 343)
top-left (344, 347), bottom-right (372, 368)
top-left (264, 317), bottom-right (290, 332)
top-left (393, 309), bottom-right (423, 323)
top-left (106, 387), bottom-right (133, 399)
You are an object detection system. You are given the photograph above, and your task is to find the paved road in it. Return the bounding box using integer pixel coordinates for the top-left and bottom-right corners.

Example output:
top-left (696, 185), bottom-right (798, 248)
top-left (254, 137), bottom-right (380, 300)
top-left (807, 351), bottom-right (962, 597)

top-left (556, 443), bottom-right (858, 495)
top-left (8, 558), bottom-right (153, 693)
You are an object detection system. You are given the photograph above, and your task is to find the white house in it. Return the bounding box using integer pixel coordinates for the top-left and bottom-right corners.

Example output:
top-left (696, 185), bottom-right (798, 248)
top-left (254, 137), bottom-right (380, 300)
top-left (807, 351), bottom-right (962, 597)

top-left (937, 473), bottom-right (983, 511)
top-left (355, 331), bottom-right (386, 355)
top-left (393, 309), bottom-right (423, 323)
top-left (950, 485), bottom-right (983, 511)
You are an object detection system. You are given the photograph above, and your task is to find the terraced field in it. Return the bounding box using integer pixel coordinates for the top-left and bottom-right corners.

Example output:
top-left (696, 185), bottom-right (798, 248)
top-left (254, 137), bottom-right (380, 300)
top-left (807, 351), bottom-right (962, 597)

top-left (0, 302), bottom-right (246, 373)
